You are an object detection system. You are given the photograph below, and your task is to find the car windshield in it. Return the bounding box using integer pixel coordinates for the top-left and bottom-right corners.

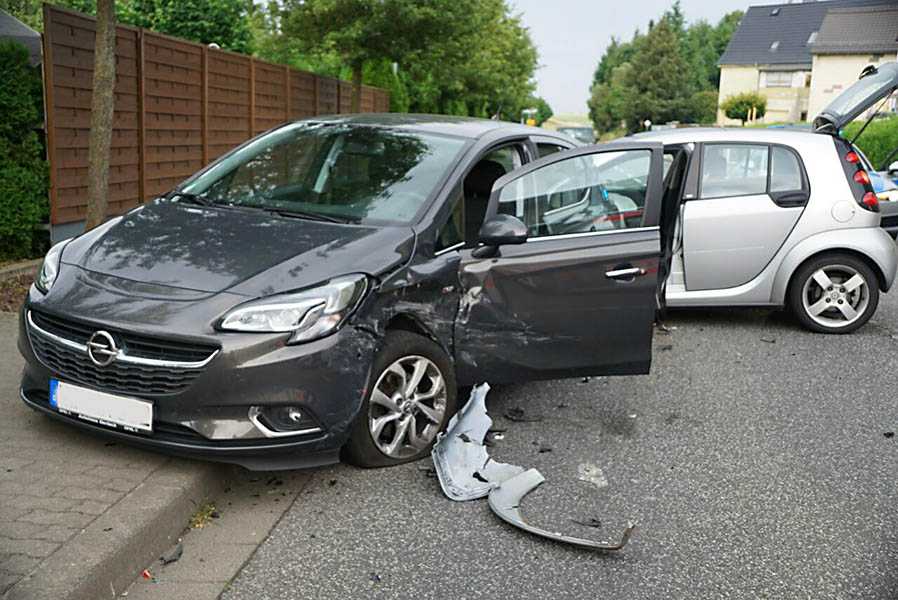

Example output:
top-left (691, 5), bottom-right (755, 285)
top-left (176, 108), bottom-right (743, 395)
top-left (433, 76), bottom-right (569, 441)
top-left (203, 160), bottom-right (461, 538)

top-left (180, 123), bottom-right (466, 225)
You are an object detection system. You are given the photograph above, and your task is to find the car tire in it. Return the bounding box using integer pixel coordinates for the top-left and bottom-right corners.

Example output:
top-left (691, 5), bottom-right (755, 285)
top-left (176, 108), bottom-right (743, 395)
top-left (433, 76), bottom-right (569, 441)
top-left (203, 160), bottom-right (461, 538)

top-left (343, 330), bottom-right (457, 468)
top-left (788, 253), bottom-right (879, 334)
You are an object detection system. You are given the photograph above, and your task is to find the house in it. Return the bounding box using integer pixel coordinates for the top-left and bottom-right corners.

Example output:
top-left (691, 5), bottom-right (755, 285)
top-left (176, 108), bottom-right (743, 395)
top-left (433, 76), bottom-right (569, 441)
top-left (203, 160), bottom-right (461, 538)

top-left (808, 4), bottom-right (898, 118)
top-left (0, 8), bottom-right (41, 65)
top-left (716, 0), bottom-right (890, 125)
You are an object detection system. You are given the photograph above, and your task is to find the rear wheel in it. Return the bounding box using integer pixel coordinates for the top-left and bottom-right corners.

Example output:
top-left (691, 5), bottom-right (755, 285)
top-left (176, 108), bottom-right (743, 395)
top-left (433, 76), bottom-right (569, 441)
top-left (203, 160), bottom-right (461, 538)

top-left (344, 331), bottom-right (457, 468)
top-left (788, 253), bottom-right (879, 334)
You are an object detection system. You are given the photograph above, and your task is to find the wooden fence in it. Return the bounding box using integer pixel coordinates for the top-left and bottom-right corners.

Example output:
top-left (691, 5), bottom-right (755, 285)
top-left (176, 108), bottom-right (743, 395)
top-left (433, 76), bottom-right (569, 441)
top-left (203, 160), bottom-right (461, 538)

top-left (42, 5), bottom-right (390, 226)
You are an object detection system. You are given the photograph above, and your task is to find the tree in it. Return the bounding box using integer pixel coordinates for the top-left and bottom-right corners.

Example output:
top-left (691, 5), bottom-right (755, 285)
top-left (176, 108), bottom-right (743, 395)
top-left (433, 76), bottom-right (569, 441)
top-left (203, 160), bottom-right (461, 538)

top-left (85, 0), bottom-right (116, 229)
top-left (531, 97), bottom-right (553, 126)
top-left (120, 0), bottom-right (254, 53)
top-left (721, 91), bottom-right (766, 125)
top-left (279, 0), bottom-right (475, 113)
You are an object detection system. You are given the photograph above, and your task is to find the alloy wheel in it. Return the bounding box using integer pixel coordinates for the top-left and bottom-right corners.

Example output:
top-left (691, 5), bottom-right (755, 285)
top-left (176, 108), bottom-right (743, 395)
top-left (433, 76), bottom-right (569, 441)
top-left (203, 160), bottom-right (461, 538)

top-left (368, 355), bottom-right (447, 459)
top-left (800, 264), bottom-right (869, 329)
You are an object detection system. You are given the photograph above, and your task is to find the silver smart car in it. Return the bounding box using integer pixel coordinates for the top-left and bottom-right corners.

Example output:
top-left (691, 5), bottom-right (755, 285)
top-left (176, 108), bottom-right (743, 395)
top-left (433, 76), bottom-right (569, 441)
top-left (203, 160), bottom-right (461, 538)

top-left (632, 63), bottom-right (898, 333)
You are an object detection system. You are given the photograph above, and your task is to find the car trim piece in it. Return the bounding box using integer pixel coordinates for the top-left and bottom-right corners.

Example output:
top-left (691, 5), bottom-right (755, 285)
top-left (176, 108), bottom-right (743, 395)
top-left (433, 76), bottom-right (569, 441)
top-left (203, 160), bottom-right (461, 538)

top-left (487, 468), bottom-right (636, 551)
top-left (525, 225), bottom-right (659, 243)
top-left (434, 241), bottom-right (465, 256)
top-left (26, 310), bottom-right (219, 369)
top-left (247, 406), bottom-right (322, 438)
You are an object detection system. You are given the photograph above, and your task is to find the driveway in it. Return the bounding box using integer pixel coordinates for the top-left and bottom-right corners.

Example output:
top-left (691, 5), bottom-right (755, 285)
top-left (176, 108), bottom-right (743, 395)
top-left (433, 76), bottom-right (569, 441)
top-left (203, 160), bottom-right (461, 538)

top-left (221, 294), bottom-right (898, 599)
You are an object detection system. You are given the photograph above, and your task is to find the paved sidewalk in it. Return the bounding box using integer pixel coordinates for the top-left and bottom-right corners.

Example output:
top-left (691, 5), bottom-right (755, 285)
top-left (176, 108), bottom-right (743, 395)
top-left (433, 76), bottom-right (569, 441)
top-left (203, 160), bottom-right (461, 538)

top-left (0, 312), bottom-right (223, 599)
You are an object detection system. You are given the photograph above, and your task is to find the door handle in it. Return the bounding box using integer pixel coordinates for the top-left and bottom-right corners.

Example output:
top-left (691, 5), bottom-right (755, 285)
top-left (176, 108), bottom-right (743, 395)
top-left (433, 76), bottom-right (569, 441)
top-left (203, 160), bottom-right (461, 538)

top-left (605, 266), bottom-right (645, 280)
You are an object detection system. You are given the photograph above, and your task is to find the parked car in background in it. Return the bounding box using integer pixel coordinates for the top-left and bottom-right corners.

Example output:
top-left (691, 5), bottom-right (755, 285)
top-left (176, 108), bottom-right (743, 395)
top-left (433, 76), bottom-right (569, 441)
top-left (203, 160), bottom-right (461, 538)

top-left (634, 62), bottom-right (898, 334)
top-left (19, 114), bottom-right (679, 470)
top-left (557, 126), bottom-right (596, 144)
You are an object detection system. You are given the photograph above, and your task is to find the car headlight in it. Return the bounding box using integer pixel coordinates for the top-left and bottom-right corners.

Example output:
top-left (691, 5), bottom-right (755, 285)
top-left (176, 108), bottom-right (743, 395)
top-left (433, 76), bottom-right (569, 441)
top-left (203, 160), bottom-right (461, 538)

top-left (219, 274), bottom-right (368, 343)
top-left (35, 239), bottom-right (71, 294)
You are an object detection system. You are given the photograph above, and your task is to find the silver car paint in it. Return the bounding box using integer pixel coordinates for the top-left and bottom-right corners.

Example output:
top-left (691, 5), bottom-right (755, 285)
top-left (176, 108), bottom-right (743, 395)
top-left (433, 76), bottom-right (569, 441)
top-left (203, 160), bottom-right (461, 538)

top-left (638, 128), bottom-right (898, 307)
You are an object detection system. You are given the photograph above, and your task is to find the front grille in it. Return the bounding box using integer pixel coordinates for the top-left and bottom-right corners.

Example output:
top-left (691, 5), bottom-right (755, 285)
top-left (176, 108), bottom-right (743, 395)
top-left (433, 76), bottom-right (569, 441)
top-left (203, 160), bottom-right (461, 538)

top-left (27, 310), bottom-right (218, 397)
top-left (30, 311), bottom-right (217, 363)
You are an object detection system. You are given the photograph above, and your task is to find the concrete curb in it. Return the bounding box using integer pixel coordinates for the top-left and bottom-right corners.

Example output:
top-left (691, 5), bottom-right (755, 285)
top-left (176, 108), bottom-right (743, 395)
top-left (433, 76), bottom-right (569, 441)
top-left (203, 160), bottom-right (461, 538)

top-left (0, 259), bottom-right (41, 281)
top-left (5, 459), bottom-right (227, 600)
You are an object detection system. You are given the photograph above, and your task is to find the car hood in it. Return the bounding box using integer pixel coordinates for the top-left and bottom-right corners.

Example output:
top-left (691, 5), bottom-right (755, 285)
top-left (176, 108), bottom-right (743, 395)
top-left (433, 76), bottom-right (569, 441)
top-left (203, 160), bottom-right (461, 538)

top-left (64, 202), bottom-right (415, 296)
top-left (814, 62), bottom-right (898, 132)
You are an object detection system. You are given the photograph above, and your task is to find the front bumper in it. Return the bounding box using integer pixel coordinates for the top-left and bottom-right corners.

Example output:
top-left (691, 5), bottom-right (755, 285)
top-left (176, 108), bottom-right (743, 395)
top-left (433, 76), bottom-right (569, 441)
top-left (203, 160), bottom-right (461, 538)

top-left (18, 301), bottom-right (378, 470)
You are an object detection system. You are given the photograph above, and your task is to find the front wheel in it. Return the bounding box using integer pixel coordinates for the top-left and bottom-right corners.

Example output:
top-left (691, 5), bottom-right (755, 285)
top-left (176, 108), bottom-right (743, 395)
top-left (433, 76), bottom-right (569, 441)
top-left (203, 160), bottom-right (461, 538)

top-left (343, 331), bottom-right (457, 468)
top-left (788, 253), bottom-right (879, 334)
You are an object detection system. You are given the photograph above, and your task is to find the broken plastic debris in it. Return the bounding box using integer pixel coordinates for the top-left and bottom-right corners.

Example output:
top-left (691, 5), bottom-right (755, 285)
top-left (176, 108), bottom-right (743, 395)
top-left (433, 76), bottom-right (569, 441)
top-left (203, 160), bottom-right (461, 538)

top-left (432, 384), bottom-right (525, 501)
top-left (577, 462), bottom-right (609, 489)
top-left (140, 569), bottom-right (152, 580)
top-left (432, 384), bottom-right (635, 551)
top-left (489, 469), bottom-right (636, 551)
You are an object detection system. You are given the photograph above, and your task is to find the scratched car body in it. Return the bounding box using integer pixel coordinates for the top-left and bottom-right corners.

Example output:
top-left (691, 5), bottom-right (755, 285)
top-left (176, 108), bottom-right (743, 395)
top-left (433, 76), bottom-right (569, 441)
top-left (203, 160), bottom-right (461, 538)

top-left (19, 114), bottom-right (677, 469)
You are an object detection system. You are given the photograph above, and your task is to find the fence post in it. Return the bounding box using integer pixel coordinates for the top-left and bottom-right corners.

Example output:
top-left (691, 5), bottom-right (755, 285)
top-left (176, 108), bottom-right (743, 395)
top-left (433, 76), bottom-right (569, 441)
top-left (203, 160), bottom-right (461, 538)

top-left (248, 57), bottom-right (255, 137)
top-left (201, 46), bottom-right (208, 165)
top-left (284, 65), bottom-right (291, 122)
top-left (137, 29), bottom-right (146, 204)
top-left (42, 4), bottom-right (58, 225)
top-left (313, 76), bottom-right (320, 115)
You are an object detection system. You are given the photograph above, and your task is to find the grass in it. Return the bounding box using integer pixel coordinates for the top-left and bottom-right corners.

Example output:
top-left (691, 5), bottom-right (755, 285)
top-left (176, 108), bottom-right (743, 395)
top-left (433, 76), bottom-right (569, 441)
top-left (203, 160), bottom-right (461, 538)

top-left (189, 502), bottom-right (217, 529)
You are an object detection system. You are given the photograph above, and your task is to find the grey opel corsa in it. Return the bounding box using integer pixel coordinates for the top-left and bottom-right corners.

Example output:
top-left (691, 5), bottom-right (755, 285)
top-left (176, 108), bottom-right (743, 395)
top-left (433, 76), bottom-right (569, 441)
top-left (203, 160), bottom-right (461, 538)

top-left (19, 114), bottom-right (677, 469)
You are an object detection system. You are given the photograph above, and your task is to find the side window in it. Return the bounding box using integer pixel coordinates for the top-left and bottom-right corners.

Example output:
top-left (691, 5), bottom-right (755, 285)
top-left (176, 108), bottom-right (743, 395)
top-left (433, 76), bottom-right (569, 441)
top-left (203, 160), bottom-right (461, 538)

top-left (497, 149), bottom-right (651, 237)
top-left (537, 143), bottom-right (566, 158)
top-left (700, 144), bottom-right (768, 198)
top-left (435, 144), bottom-right (525, 251)
top-left (770, 146), bottom-right (803, 193)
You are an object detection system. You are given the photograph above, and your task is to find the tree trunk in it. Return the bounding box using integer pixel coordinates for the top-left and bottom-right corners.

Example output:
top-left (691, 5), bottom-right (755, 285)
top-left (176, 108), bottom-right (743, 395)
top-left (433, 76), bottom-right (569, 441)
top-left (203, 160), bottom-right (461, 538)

top-left (84, 0), bottom-right (116, 230)
top-left (351, 63), bottom-right (363, 113)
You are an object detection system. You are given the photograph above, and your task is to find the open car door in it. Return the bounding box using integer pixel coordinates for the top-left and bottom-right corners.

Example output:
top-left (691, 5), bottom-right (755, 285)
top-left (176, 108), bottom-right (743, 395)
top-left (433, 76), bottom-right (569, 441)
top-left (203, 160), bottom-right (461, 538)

top-left (454, 141), bottom-right (666, 385)
top-left (814, 62), bottom-right (898, 132)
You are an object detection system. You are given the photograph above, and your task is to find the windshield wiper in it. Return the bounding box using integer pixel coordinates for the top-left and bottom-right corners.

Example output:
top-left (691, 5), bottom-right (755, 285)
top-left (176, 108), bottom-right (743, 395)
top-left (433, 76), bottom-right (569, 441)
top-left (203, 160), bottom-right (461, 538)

top-left (268, 208), bottom-right (350, 224)
top-left (173, 192), bottom-right (215, 207)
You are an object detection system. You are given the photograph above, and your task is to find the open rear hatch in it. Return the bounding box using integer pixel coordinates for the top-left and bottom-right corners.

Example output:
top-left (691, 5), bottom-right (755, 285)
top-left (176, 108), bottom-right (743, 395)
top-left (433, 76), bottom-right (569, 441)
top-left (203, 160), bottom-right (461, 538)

top-left (814, 62), bottom-right (898, 133)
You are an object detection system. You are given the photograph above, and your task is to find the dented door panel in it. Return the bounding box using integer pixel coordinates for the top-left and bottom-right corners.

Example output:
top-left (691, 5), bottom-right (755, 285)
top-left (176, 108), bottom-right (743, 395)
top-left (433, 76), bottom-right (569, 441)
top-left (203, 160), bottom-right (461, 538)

top-left (454, 229), bottom-right (660, 385)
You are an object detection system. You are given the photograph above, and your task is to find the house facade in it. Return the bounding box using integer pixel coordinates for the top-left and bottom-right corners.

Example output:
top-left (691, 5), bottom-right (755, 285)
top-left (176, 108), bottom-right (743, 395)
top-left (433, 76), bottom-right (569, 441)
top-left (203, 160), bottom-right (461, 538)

top-left (717, 0), bottom-right (894, 126)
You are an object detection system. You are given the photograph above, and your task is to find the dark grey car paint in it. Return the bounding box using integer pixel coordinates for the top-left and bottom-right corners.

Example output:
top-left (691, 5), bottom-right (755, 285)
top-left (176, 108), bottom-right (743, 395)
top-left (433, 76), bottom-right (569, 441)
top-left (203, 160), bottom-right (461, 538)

top-left (19, 115), bottom-right (667, 469)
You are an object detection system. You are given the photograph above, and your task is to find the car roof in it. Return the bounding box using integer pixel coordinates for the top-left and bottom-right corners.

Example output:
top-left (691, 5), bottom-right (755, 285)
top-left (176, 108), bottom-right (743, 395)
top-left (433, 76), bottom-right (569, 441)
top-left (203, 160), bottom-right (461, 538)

top-left (304, 113), bottom-right (547, 140)
top-left (631, 127), bottom-right (828, 146)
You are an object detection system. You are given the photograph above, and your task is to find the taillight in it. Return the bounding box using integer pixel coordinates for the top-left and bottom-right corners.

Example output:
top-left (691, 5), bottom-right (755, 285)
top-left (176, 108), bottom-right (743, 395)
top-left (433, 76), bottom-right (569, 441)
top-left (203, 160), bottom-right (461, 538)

top-left (845, 151), bottom-right (860, 164)
top-left (854, 170), bottom-right (871, 185)
top-left (862, 192), bottom-right (879, 211)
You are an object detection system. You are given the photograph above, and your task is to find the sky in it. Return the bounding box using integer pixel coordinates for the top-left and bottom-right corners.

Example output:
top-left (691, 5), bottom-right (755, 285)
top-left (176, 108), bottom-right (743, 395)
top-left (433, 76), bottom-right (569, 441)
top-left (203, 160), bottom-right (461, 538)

top-left (509, 0), bottom-right (758, 116)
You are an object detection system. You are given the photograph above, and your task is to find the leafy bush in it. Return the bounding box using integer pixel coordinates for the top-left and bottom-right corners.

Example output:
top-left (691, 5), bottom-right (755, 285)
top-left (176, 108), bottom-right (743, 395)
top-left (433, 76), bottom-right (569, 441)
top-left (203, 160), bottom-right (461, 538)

top-left (843, 116), bottom-right (898, 170)
top-left (0, 41), bottom-right (47, 260)
top-left (689, 90), bottom-right (719, 124)
top-left (721, 91), bottom-right (767, 125)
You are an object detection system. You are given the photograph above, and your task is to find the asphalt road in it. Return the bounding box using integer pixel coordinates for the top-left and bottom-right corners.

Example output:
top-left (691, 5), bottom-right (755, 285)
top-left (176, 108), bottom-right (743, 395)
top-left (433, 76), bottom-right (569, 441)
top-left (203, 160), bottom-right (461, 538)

top-left (223, 294), bottom-right (898, 600)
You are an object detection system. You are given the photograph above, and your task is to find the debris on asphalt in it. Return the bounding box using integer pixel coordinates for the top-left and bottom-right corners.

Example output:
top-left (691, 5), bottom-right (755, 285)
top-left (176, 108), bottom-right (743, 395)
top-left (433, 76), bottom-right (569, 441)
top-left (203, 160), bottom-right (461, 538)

top-left (577, 463), bottom-right (609, 489)
top-left (189, 502), bottom-right (217, 529)
top-left (160, 541), bottom-right (183, 565)
top-left (369, 572), bottom-right (381, 583)
top-left (432, 384), bottom-right (525, 501)
top-left (140, 569), bottom-right (153, 580)
top-left (760, 337), bottom-right (776, 344)
top-left (533, 441), bottom-right (552, 453)
top-left (580, 377), bottom-right (590, 383)
top-left (432, 384), bottom-right (636, 551)
top-left (658, 344), bottom-right (673, 352)
top-left (504, 406), bottom-right (543, 422)
top-left (571, 517), bottom-right (603, 528)
top-left (488, 469), bottom-right (636, 551)
top-left (885, 431), bottom-right (894, 439)
top-left (656, 322), bottom-right (677, 334)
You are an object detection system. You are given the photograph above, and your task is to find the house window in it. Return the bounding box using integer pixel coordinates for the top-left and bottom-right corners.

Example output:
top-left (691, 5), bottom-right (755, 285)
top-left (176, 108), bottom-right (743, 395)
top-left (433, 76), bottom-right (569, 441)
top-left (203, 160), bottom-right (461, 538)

top-left (765, 71), bottom-right (793, 88)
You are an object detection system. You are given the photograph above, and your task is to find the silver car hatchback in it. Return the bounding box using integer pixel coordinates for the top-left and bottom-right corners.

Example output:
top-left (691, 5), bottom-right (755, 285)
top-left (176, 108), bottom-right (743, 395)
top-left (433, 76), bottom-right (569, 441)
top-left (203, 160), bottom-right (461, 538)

top-left (636, 63), bottom-right (898, 333)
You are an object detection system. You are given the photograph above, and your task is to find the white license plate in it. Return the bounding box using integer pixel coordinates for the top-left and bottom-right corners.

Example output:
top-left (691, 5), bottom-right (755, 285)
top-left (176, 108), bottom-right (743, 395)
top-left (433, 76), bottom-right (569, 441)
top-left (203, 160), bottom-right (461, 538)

top-left (49, 380), bottom-right (153, 433)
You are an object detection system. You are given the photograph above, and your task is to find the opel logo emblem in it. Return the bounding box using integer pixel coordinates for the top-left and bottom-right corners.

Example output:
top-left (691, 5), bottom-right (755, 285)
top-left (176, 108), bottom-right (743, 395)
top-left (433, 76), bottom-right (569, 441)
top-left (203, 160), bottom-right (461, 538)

top-left (86, 330), bottom-right (118, 367)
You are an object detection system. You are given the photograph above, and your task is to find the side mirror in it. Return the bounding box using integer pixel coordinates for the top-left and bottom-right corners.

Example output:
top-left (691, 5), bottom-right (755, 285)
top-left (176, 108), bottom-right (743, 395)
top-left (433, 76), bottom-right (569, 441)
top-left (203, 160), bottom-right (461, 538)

top-left (889, 161), bottom-right (898, 175)
top-left (478, 214), bottom-right (528, 246)
top-left (473, 214), bottom-right (528, 257)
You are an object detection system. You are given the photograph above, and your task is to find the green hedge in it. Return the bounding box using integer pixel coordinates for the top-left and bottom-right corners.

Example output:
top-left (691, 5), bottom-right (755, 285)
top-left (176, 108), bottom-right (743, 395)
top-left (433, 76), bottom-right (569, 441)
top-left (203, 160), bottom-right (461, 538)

top-left (843, 116), bottom-right (898, 170)
top-left (0, 41), bottom-right (47, 260)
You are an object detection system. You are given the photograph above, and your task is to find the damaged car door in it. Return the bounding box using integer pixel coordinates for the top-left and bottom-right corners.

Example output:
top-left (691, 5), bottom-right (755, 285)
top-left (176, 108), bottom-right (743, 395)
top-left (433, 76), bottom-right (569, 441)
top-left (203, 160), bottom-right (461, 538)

top-left (454, 142), bottom-right (666, 384)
